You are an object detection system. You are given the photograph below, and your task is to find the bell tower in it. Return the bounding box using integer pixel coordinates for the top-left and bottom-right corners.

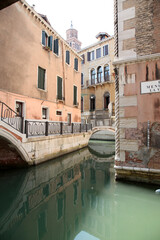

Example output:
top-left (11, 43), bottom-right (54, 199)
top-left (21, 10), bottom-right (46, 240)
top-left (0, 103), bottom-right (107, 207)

top-left (66, 21), bottom-right (81, 51)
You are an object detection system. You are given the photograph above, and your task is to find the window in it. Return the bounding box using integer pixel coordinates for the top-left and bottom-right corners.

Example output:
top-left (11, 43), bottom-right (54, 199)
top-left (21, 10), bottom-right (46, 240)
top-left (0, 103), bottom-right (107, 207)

top-left (38, 211), bottom-right (47, 240)
top-left (66, 50), bottom-right (70, 64)
top-left (87, 52), bottom-right (90, 61)
top-left (81, 54), bottom-right (85, 64)
top-left (42, 30), bottom-right (48, 46)
top-left (57, 193), bottom-right (64, 220)
top-left (73, 85), bottom-right (78, 105)
top-left (67, 113), bottom-right (71, 125)
top-left (96, 48), bottom-right (101, 59)
top-left (104, 65), bottom-right (110, 81)
top-left (81, 97), bottom-right (84, 112)
top-left (16, 102), bottom-right (23, 117)
top-left (57, 76), bottom-right (63, 100)
top-left (42, 31), bottom-right (52, 50)
top-left (81, 73), bottom-right (84, 85)
top-left (90, 95), bottom-right (95, 111)
top-left (48, 36), bottom-right (53, 50)
top-left (103, 45), bottom-right (108, 56)
top-left (104, 92), bottom-right (110, 109)
top-left (38, 66), bottom-right (46, 90)
top-left (42, 107), bottom-right (48, 119)
top-left (97, 66), bottom-right (102, 83)
top-left (74, 58), bottom-right (78, 71)
top-left (87, 51), bottom-right (94, 61)
top-left (91, 69), bottom-right (96, 85)
top-left (56, 110), bottom-right (62, 116)
top-left (53, 38), bottom-right (59, 55)
top-left (91, 50), bottom-right (94, 60)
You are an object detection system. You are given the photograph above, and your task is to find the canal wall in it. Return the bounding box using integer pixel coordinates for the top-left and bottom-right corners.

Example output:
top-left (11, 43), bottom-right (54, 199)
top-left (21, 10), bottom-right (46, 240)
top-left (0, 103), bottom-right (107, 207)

top-left (0, 122), bottom-right (91, 168)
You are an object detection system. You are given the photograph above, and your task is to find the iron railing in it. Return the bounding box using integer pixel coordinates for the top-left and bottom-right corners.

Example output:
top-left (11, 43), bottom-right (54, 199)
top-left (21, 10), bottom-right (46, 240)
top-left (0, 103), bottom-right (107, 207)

top-left (25, 120), bottom-right (92, 138)
top-left (86, 75), bottom-right (115, 87)
top-left (0, 101), bottom-right (23, 133)
top-left (0, 102), bottom-right (92, 137)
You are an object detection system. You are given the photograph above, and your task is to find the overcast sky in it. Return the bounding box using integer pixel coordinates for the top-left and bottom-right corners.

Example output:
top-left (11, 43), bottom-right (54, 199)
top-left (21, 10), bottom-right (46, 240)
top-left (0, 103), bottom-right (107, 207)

top-left (26, 0), bottom-right (114, 48)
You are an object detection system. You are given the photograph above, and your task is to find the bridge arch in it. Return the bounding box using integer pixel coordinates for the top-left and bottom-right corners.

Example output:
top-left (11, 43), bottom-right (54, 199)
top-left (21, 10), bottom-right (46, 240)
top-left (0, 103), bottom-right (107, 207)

top-left (89, 126), bottom-right (115, 141)
top-left (0, 128), bottom-right (30, 168)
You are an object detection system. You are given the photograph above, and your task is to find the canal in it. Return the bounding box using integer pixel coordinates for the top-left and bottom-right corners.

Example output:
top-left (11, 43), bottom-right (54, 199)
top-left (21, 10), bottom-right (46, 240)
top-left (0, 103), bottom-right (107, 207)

top-left (0, 141), bottom-right (160, 240)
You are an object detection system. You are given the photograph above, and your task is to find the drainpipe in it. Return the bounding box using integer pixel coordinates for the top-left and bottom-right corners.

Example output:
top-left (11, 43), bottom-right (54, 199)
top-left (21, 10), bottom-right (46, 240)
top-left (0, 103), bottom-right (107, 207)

top-left (147, 120), bottom-right (150, 149)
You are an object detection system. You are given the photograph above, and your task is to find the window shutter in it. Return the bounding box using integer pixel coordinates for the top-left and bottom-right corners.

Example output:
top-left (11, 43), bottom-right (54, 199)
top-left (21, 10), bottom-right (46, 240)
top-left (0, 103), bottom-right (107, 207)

top-left (74, 58), bottom-right (78, 71)
top-left (42, 31), bottom-right (46, 46)
top-left (74, 86), bottom-right (77, 105)
top-left (57, 76), bottom-right (62, 100)
top-left (54, 39), bottom-right (59, 55)
top-left (87, 52), bottom-right (90, 61)
top-left (68, 51), bottom-right (70, 64)
top-left (38, 67), bottom-right (45, 90)
top-left (66, 51), bottom-right (70, 64)
top-left (48, 36), bottom-right (53, 50)
top-left (66, 51), bottom-right (68, 64)
top-left (103, 45), bottom-right (108, 56)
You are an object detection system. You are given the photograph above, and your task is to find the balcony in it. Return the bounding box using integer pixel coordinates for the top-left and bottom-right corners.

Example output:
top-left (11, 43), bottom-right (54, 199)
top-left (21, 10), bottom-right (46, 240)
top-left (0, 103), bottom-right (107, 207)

top-left (86, 75), bottom-right (114, 87)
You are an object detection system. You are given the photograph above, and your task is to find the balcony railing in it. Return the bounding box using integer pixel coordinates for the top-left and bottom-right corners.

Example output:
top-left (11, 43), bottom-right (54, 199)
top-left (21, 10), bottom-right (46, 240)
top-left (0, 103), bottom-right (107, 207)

top-left (86, 75), bottom-right (114, 87)
top-left (0, 101), bottom-right (23, 133)
top-left (0, 102), bottom-right (92, 138)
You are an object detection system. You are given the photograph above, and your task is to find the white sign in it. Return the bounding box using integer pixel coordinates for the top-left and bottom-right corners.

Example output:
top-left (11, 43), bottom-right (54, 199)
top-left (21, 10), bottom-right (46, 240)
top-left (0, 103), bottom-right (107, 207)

top-left (141, 80), bottom-right (160, 94)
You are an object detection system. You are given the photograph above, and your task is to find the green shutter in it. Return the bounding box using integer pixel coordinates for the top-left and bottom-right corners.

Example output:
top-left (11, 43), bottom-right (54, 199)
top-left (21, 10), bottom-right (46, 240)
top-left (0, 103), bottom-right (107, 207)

top-left (48, 36), bottom-right (53, 50)
top-left (38, 67), bottom-right (45, 90)
top-left (74, 58), bottom-right (78, 71)
top-left (66, 51), bottom-right (70, 64)
top-left (42, 31), bottom-right (46, 46)
top-left (57, 76), bottom-right (62, 100)
top-left (54, 39), bottom-right (59, 55)
top-left (74, 86), bottom-right (77, 105)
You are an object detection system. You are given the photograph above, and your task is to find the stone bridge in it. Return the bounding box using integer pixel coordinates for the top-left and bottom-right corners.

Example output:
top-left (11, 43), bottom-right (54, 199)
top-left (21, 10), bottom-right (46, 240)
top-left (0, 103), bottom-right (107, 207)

top-left (0, 118), bottom-right (115, 168)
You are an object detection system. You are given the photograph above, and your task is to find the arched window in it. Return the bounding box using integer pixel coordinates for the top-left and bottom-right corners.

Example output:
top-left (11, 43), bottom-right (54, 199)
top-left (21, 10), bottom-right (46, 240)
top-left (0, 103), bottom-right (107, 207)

top-left (104, 65), bottom-right (110, 81)
top-left (104, 92), bottom-right (110, 109)
top-left (97, 66), bottom-right (102, 83)
top-left (91, 69), bottom-right (96, 85)
top-left (90, 95), bottom-right (95, 111)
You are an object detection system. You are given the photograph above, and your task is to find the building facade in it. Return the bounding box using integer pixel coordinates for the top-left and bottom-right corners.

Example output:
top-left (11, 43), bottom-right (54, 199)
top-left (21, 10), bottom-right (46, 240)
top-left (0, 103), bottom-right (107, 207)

top-left (114, 0), bottom-right (160, 183)
top-left (79, 33), bottom-right (115, 127)
top-left (0, 0), bottom-right (81, 124)
top-left (66, 22), bottom-right (81, 52)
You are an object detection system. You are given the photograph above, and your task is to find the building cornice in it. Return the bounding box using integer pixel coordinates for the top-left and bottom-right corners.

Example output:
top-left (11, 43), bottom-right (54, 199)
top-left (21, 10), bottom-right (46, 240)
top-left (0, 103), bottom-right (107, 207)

top-left (113, 53), bottom-right (160, 66)
top-left (20, 0), bottom-right (81, 59)
top-left (78, 36), bottom-right (114, 53)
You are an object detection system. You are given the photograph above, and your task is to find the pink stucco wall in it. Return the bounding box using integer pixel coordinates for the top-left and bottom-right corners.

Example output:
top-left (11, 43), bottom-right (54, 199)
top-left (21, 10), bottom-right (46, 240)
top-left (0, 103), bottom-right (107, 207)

top-left (0, 2), bottom-right (81, 122)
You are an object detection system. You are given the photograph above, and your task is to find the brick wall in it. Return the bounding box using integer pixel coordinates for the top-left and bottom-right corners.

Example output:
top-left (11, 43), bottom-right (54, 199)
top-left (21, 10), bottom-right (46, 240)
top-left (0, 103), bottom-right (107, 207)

top-left (153, 0), bottom-right (160, 53)
top-left (135, 0), bottom-right (160, 56)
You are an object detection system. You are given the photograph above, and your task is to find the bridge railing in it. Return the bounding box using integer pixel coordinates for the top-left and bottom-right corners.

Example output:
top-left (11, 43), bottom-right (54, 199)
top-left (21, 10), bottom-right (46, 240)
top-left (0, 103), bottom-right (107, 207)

top-left (0, 101), bottom-right (23, 133)
top-left (25, 120), bottom-right (92, 138)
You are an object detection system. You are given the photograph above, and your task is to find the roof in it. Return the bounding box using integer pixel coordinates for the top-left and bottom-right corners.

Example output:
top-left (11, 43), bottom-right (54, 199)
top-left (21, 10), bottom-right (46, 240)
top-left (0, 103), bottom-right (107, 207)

top-left (96, 32), bottom-right (110, 39)
top-left (78, 36), bottom-right (114, 53)
top-left (38, 13), bottom-right (51, 26)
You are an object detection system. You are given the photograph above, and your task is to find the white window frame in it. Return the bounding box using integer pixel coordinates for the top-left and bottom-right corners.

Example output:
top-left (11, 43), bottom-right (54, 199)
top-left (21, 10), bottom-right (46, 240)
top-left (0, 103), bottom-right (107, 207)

top-left (37, 66), bottom-right (47, 92)
top-left (42, 106), bottom-right (49, 120)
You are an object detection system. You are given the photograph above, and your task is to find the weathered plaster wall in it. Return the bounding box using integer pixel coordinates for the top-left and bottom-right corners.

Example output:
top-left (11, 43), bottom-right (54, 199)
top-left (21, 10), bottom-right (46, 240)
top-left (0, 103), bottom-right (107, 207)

top-left (114, 0), bottom-right (160, 183)
top-left (0, 1), bottom-right (81, 122)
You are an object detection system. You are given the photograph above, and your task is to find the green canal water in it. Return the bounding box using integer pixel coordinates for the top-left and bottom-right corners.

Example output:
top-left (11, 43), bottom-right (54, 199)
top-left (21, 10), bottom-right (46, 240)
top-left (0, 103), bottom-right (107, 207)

top-left (0, 142), bottom-right (160, 240)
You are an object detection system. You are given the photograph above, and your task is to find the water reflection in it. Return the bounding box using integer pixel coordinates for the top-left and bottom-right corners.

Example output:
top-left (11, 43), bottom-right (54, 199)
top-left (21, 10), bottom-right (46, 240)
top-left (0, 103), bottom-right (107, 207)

top-left (0, 143), bottom-right (160, 240)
